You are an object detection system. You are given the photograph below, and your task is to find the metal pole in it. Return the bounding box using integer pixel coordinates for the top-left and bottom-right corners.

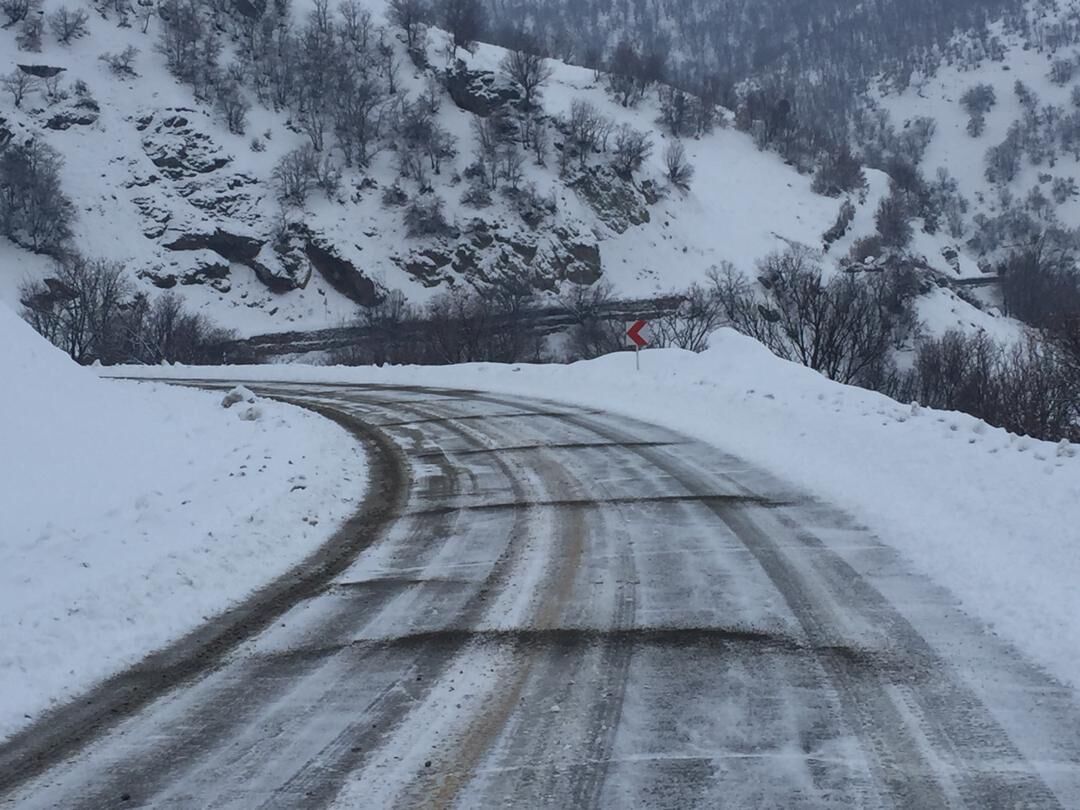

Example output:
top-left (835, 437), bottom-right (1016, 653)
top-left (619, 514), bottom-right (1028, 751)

top-left (636, 344), bottom-right (640, 371)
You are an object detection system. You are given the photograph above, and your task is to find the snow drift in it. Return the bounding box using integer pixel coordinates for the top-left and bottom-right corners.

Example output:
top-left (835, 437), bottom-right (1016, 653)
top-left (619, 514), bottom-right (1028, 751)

top-left (0, 306), bottom-right (366, 742)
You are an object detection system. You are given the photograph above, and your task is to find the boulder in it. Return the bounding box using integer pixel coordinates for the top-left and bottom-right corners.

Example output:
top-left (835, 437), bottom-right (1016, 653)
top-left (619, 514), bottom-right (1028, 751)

top-left (444, 66), bottom-right (523, 117)
top-left (17, 65), bottom-right (65, 78)
top-left (165, 229), bottom-right (263, 262)
top-left (302, 239), bottom-right (378, 306)
top-left (164, 229), bottom-right (297, 293)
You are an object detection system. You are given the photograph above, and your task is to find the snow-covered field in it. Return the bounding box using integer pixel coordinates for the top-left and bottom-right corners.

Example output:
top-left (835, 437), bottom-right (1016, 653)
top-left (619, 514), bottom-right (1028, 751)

top-left (113, 336), bottom-right (1080, 691)
top-left (0, 306), bottom-right (366, 742)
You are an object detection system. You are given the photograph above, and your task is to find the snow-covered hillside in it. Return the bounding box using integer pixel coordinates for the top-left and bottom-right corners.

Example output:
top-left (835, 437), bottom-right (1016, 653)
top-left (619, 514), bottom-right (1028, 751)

top-left (0, 0), bottom-right (1008, 341)
top-left (876, 4), bottom-right (1080, 273)
top-left (0, 303), bottom-right (366, 741)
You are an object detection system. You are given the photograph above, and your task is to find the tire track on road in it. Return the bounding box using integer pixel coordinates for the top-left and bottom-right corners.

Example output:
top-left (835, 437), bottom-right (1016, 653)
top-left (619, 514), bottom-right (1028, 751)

top-left (0, 400), bottom-right (408, 802)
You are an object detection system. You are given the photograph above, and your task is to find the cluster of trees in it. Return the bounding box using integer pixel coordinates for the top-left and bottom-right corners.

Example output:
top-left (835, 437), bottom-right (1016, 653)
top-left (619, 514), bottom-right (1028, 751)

top-left (895, 331), bottom-right (1078, 442)
top-left (960, 82), bottom-right (997, 137)
top-left (19, 256), bottom-right (234, 365)
top-left (328, 281), bottom-right (545, 365)
top-left (982, 80), bottom-right (1080, 186)
top-left (831, 158), bottom-right (967, 257)
top-left (467, 0), bottom-right (1020, 174)
top-left (153, 0), bottom-right (406, 151)
top-left (0, 138), bottom-right (75, 255)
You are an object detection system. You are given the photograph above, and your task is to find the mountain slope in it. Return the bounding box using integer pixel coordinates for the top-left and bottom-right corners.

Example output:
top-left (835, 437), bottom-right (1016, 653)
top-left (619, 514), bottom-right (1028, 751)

top-left (0, 0), bottom-right (1010, 341)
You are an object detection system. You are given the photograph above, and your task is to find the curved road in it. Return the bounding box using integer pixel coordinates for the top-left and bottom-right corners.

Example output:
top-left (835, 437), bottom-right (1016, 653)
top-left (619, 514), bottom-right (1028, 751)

top-left (3, 382), bottom-right (1080, 808)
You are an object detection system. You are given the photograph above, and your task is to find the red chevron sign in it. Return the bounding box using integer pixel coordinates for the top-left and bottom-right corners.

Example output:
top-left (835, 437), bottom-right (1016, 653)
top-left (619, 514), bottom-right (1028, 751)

top-left (627, 319), bottom-right (649, 348)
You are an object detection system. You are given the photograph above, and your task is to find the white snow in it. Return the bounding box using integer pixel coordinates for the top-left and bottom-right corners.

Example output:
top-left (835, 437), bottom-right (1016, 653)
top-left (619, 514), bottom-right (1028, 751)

top-left (0, 305), bottom-right (367, 742)
top-left (116, 337), bottom-right (1080, 690)
top-left (0, 0), bottom-right (1003, 339)
top-left (877, 14), bottom-right (1080, 247)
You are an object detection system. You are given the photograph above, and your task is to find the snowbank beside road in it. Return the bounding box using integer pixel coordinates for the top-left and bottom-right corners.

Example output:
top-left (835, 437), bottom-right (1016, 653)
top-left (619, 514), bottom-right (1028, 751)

top-left (111, 331), bottom-right (1080, 690)
top-left (0, 309), bottom-right (365, 742)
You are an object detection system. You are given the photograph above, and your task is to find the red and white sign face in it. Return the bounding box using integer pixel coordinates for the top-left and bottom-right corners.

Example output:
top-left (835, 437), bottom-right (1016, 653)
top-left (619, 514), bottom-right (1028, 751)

top-left (627, 319), bottom-right (649, 348)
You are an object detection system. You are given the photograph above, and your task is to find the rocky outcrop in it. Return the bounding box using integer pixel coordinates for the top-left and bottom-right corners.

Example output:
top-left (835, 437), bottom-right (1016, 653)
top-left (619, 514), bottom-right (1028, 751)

top-left (139, 258), bottom-right (231, 291)
top-left (445, 65), bottom-right (523, 117)
top-left (394, 217), bottom-right (603, 290)
top-left (166, 229), bottom-right (262, 262)
top-left (17, 65), bottom-right (65, 78)
top-left (163, 229), bottom-right (298, 294)
top-left (273, 223), bottom-right (380, 305)
top-left (44, 98), bottom-right (100, 130)
top-left (132, 199), bottom-right (171, 239)
top-left (549, 229), bottom-right (602, 285)
top-left (137, 109), bottom-right (232, 180)
top-left (569, 166), bottom-right (652, 234)
top-left (302, 240), bottom-right (378, 306)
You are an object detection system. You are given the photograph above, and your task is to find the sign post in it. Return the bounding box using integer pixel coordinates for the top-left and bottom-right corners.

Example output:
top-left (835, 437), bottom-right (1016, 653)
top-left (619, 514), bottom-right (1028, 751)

top-left (627, 319), bottom-right (648, 371)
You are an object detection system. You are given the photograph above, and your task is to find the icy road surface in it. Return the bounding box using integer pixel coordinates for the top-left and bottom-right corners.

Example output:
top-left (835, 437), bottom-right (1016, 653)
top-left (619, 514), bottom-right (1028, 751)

top-left (4, 383), bottom-right (1080, 809)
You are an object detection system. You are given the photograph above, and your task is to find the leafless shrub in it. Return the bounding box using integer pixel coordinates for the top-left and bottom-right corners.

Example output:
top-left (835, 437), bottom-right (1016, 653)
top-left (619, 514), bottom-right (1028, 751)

top-left (48, 5), bottom-right (89, 43)
top-left (214, 81), bottom-right (250, 134)
top-left (99, 45), bottom-right (140, 76)
top-left (500, 34), bottom-right (553, 110)
top-left (559, 280), bottom-right (626, 360)
top-left (664, 141), bottom-right (694, 189)
top-left (894, 330), bottom-right (1079, 442)
top-left (19, 257), bottom-right (235, 365)
top-left (17, 12), bottom-right (43, 50)
top-left (711, 246), bottom-right (916, 387)
top-left (651, 283), bottom-right (727, 352)
top-left (1, 0), bottom-right (36, 25)
top-left (272, 145), bottom-right (319, 205)
top-left (404, 194), bottom-right (449, 237)
top-left (611, 124), bottom-right (653, 178)
top-left (0, 70), bottom-right (37, 107)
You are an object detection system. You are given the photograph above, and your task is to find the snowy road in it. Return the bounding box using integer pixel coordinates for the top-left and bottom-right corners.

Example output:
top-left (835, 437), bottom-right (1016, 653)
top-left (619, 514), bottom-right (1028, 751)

top-left (4, 383), bottom-right (1080, 809)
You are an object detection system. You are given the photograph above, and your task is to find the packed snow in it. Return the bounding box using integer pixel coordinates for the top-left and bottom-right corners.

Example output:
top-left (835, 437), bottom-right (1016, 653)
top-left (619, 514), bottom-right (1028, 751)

top-left (113, 335), bottom-right (1080, 691)
top-left (0, 305), bottom-right (366, 742)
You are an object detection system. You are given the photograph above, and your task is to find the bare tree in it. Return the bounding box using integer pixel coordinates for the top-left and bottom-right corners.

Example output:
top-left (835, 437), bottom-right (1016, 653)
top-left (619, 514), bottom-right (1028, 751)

top-left (472, 110), bottom-right (513, 189)
top-left (606, 39), bottom-right (642, 107)
top-left (334, 73), bottom-right (385, 167)
top-left (714, 247), bottom-right (916, 387)
top-left (500, 35), bottom-right (553, 110)
top-left (664, 141), bottom-right (694, 189)
top-left (47, 5), bottom-right (88, 43)
top-left (557, 280), bottom-right (624, 360)
top-left (441, 0), bottom-right (484, 56)
top-left (1, 0), bottom-right (37, 26)
top-left (99, 45), bottom-right (140, 76)
top-left (272, 145), bottom-right (318, 205)
top-left (214, 81), bottom-right (250, 134)
top-left (17, 11), bottom-right (43, 50)
top-left (388, 0), bottom-right (426, 50)
top-left (611, 124), bottom-right (652, 177)
top-left (1, 70), bottom-right (37, 108)
top-left (19, 257), bottom-right (131, 364)
top-left (564, 99), bottom-right (607, 169)
top-left (0, 137), bottom-right (75, 254)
